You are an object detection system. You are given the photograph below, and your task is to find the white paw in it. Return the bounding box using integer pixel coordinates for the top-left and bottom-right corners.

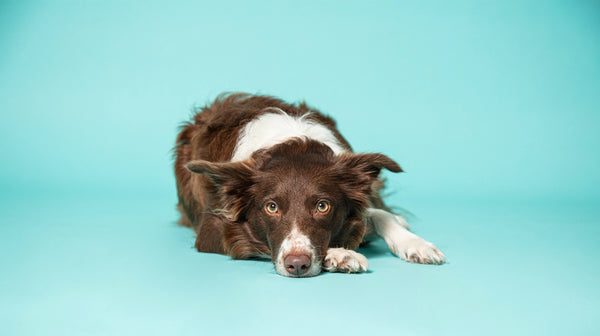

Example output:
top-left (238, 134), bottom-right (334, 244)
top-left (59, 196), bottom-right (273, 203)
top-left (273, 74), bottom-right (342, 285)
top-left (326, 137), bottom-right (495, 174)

top-left (323, 248), bottom-right (369, 273)
top-left (390, 238), bottom-right (446, 265)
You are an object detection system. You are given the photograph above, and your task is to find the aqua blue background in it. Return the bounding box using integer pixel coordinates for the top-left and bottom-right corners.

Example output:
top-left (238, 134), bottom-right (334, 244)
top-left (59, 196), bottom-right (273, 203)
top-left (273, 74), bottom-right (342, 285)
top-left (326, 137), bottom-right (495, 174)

top-left (1, 1), bottom-right (599, 335)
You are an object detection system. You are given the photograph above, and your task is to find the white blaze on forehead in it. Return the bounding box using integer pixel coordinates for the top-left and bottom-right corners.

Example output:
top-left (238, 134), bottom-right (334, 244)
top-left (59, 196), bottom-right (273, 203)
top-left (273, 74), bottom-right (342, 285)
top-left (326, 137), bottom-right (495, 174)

top-left (231, 110), bottom-right (346, 162)
top-left (274, 227), bottom-right (321, 277)
top-left (279, 227), bottom-right (312, 255)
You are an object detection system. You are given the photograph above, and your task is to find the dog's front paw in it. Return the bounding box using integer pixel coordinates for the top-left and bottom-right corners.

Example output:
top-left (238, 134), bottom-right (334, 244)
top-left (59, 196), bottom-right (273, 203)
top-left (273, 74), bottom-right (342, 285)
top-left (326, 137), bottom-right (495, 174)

top-left (392, 238), bottom-right (446, 265)
top-left (323, 248), bottom-right (369, 273)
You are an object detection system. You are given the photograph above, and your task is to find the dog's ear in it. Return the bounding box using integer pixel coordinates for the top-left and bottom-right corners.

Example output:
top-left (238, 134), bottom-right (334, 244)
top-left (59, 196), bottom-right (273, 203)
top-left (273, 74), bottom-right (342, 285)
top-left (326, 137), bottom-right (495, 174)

top-left (185, 160), bottom-right (255, 221)
top-left (336, 153), bottom-right (403, 207)
top-left (339, 153), bottom-right (403, 178)
top-left (185, 160), bottom-right (255, 187)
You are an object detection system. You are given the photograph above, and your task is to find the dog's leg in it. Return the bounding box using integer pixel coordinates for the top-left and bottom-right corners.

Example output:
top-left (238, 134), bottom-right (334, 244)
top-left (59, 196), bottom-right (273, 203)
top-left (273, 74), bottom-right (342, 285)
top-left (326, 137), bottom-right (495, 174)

top-left (323, 247), bottom-right (369, 273)
top-left (194, 214), bottom-right (226, 254)
top-left (367, 208), bottom-right (446, 264)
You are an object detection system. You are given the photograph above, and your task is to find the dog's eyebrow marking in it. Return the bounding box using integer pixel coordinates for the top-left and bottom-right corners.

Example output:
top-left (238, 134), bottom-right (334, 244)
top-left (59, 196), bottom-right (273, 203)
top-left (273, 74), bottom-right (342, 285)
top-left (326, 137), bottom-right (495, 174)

top-left (231, 110), bottom-right (345, 162)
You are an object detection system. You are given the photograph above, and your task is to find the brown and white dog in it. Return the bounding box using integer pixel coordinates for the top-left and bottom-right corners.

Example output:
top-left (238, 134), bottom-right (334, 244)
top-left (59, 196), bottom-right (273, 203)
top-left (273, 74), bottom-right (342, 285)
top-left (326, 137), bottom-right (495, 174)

top-left (174, 93), bottom-right (446, 277)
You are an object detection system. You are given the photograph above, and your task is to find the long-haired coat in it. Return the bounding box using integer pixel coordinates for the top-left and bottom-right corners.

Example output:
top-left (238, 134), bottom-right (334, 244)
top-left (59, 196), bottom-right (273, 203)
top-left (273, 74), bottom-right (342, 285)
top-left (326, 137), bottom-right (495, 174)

top-left (174, 93), bottom-right (445, 277)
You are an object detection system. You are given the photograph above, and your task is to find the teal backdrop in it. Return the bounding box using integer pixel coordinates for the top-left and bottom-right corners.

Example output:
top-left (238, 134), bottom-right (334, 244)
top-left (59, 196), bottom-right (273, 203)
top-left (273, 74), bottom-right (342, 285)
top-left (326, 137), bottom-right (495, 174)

top-left (1, 1), bottom-right (599, 335)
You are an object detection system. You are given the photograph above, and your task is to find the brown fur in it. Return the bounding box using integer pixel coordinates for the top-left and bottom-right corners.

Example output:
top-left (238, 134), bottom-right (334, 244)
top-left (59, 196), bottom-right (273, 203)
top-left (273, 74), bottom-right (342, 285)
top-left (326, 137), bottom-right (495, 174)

top-left (173, 93), bottom-right (402, 271)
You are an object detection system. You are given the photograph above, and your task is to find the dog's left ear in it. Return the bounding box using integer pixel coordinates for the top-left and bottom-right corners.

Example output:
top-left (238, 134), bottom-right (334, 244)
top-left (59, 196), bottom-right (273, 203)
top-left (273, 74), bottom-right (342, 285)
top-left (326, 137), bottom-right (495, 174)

top-left (339, 153), bottom-right (403, 178)
top-left (336, 153), bottom-right (403, 207)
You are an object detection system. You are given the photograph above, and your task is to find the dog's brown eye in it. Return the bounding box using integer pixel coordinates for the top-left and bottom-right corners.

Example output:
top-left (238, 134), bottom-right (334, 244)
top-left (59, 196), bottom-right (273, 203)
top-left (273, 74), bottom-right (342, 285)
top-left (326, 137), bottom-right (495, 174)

top-left (265, 202), bottom-right (278, 214)
top-left (316, 201), bottom-right (330, 213)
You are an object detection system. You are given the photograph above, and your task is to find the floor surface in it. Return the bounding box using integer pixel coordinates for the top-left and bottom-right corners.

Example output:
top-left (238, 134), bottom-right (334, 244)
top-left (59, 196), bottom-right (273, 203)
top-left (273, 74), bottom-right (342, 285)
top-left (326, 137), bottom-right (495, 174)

top-left (2, 194), bottom-right (598, 335)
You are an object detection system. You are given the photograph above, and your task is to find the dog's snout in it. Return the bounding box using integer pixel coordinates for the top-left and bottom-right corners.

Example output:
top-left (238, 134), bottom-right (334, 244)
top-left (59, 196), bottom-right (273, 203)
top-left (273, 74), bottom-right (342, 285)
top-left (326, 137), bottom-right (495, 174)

top-left (284, 254), bottom-right (311, 276)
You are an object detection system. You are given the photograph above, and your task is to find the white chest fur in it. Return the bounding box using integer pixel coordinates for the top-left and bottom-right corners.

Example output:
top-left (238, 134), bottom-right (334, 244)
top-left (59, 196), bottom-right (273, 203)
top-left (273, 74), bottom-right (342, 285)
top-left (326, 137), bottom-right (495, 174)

top-left (230, 111), bottom-right (345, 162)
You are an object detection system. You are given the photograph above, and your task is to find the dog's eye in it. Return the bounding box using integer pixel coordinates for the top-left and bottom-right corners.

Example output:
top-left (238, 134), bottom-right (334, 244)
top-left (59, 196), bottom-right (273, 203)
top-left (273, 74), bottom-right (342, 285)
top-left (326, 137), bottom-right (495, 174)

top-left (316, 200), bottom-right (330, 213)
top-left (265, 202), bottom-right (278, 214)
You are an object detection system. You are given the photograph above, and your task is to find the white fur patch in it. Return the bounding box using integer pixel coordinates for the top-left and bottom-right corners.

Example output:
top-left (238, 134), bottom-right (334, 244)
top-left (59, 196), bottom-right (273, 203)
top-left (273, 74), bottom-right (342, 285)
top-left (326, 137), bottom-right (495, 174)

top-left (323, 248), bottom-right (369, 273)
top-left (231, 110), bottom-right (345, 162)
top-left (367, 208), bottom-right (446, 264)
top-left (274, 227), bottom-right (321, 277)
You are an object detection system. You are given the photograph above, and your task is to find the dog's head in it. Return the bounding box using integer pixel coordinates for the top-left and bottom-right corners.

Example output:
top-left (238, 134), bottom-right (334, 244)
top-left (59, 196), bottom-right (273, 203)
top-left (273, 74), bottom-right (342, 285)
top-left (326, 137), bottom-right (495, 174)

top-left (185, 139), bottom-right (402, 277)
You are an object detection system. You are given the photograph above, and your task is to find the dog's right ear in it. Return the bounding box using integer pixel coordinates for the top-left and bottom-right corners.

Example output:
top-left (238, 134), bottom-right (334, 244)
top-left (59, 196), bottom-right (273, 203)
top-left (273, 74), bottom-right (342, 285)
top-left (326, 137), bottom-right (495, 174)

top-left (185, 160), bottom-right (255, 221)
top-left (185, 160), bottom-right (254, 187)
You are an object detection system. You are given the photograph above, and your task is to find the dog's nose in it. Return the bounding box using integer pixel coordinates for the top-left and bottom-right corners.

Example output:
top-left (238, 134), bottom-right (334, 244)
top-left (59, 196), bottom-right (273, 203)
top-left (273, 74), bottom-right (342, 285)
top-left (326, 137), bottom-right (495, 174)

top-left (284, 254), bottom-right (311, 275)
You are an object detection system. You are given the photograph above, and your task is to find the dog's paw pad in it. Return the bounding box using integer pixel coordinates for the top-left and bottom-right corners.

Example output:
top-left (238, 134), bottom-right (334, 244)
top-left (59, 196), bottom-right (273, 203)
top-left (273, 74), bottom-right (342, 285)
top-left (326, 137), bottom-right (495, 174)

top-left (323, 248), bottom-right (368, 273)
top-left (397, 239), bottom-right (447, 265)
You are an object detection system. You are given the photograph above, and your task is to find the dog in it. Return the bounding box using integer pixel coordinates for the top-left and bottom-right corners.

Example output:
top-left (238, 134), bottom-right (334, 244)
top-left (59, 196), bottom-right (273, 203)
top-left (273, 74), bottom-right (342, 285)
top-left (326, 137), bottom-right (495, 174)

top-left (173, 93), bottom-right (446, 277)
